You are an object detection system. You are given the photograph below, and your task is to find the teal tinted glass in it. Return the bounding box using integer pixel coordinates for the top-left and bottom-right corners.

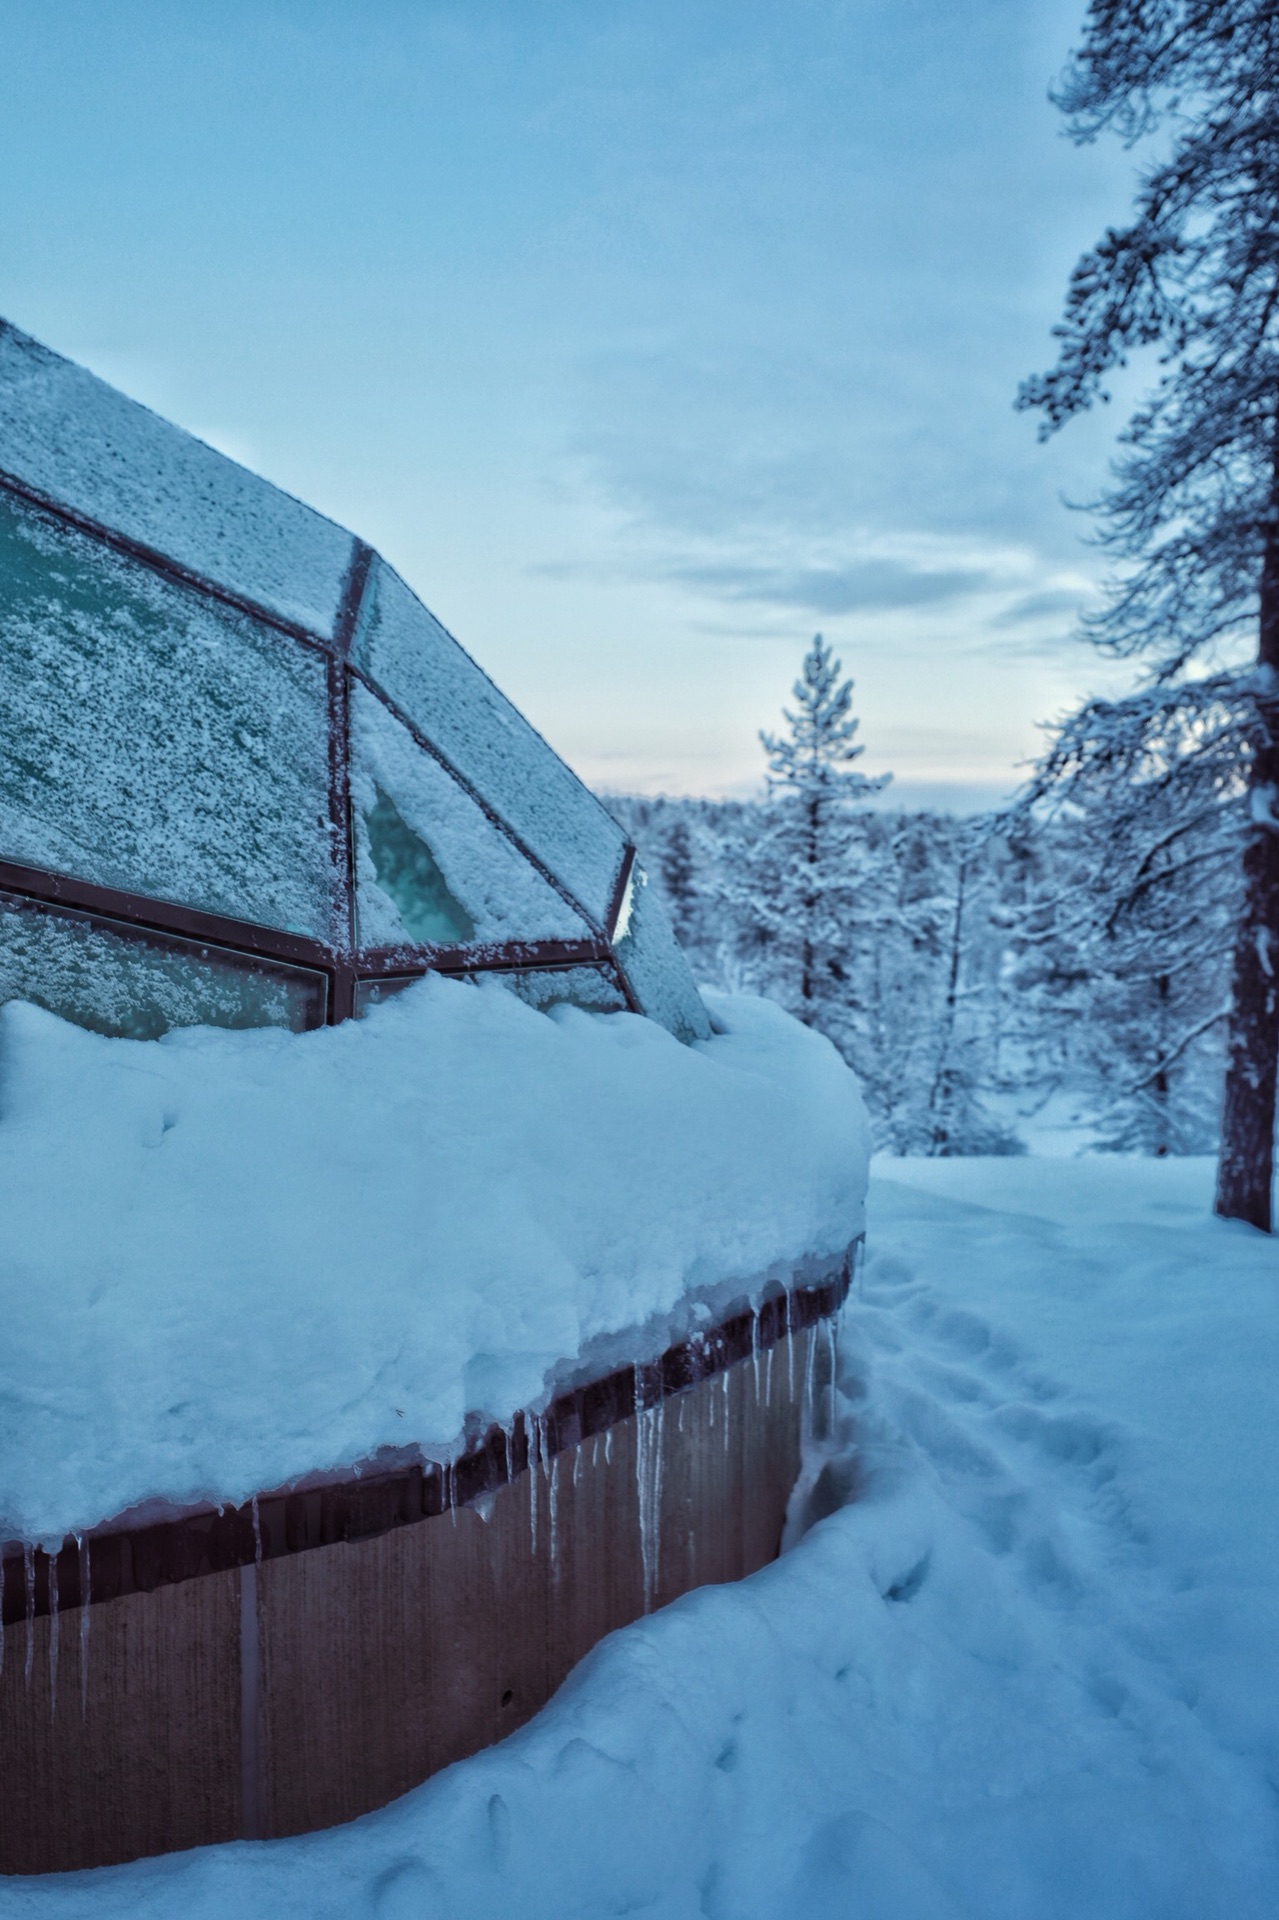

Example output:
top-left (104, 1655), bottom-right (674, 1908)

top-left (0, 894), bottom-right (326, 1039)
top-left (363, 788), bottom-right (476, 944)
top-left (0, 491), bottom-right (332, 937)
top-left (350, 681), bottom-right (590, 950)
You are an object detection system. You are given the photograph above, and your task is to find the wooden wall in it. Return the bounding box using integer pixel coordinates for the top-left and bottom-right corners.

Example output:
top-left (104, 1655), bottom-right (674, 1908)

top-left (0, 1322), bottom-right (826, 1873)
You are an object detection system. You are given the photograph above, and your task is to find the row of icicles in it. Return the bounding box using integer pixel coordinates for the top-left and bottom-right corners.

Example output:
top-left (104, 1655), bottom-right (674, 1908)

top-left (1, 1308), bottom-right (840, 1714)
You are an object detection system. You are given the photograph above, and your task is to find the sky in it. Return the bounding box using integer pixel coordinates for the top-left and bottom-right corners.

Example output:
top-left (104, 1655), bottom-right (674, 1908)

top-left (0, 0), bottom-right (1150, 807)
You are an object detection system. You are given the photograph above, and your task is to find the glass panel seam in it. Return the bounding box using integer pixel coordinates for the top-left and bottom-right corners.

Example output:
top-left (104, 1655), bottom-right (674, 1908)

top-left (0, 856), bottom-right (338, 972)
top-left (0, 464), bottom-right (339, 660)
top-left (377, 564), bottom-right (634, 852)
top-left (323, 543), bottom-right (374, 1018)
top-left (349, 666), bottom-right (605, 935)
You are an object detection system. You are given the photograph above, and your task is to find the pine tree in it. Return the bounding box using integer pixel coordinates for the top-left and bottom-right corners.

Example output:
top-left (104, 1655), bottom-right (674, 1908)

top-left (753, 635), bottom-right (889, 1041)
top-left (1007, 685), bottom-right (1241, 1153)
top-left (1018, 0), bottom-right (1279, 1224)
top-left (659, 817), bottom-right (698, 945)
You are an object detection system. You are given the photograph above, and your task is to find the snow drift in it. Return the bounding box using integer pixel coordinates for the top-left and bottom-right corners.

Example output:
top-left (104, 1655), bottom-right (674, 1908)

top-left (0, 980), bottom-right (869, 1547)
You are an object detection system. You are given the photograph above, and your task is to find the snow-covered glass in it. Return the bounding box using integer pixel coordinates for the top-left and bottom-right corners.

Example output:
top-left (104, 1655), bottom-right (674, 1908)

top-left (349, 560), bottom-right (628, 928)
top-left (481, 963), bottom-right (629, 1015)
top-left (353, 964), bottom-right (629, 1019)
top-left (0, 321), bottom-right (355, 638)
top-left (0, 490), bottom-right (333, 937)
top-left (0, 321), bottom-right (712, 1051)
top-left (351, 682), bottom-right (591, 950)
top-left (611, 865), bottom-right (712, 1044)
top-left (0, 894), bottom-right (326, 1038)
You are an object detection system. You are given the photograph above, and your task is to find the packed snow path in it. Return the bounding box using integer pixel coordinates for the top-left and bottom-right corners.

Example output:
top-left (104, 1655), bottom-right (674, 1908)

top-left (3, 1158), bottom-right (1275, 1918)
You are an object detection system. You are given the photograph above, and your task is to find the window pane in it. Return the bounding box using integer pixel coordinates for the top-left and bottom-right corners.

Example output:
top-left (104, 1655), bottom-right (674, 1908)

top-left (612, 865), bottom-right (712, 1043)
top-left (354, 964), bottom-right (628, 1021)
top-left (350, 560), bottom-right (627, 927)
top-left (0, 324), bottom-right (355, 638)
top-left (478, 963), bottom-right (629, 1016)
top-left (0, 490), bottom-right (333, 938)
top-left (353, 974), bottom-right (422, 1017)
top-left (352, 682), bottom-right (591, 949)
top-left (0, 893), bottom-right (326, 1038)
top-left (363, 788), bottom-right (476, 944)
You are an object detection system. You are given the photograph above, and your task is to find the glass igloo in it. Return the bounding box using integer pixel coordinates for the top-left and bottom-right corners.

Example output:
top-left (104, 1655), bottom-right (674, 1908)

top-left (0, 321), bottom-right (709, 1044)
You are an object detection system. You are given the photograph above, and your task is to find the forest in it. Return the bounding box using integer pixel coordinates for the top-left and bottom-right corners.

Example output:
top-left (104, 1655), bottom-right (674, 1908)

top-left (608, 639), bottom-right (1239, 1158)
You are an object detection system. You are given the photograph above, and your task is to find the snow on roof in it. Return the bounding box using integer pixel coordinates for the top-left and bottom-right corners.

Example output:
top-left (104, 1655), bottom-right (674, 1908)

top-left (0, 982), bottom-right (869, 1547)
top-left (0, 320), bottom-right (355, 637)
top-left (0, 319), bottom-right (704, 1038)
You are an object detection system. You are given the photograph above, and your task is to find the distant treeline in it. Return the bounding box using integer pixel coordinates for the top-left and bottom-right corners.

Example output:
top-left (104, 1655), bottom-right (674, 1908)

top-left (606, 793), bottom-right (1233, 1157)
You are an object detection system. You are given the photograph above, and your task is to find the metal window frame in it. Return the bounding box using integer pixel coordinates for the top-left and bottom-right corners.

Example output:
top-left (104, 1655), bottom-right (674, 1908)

top-left (0, 471), bottom-right (641, 1028)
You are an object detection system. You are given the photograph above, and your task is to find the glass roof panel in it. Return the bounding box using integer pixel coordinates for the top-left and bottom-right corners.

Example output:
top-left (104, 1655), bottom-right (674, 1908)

top-left (481, 962), bottom-right (629, 1016)
top-left (0, 894), bottom-right (326, 1039)
top-left (611, 865), bottom-right (712, 1043)
top-left (351, 682), bottom-right (594, 950)
top-left (350, 559), bottom-right (627, 928)
top-left (0, 321), bottom-right (355, 637)
top-left (0, 489), bottom-right (333, 937)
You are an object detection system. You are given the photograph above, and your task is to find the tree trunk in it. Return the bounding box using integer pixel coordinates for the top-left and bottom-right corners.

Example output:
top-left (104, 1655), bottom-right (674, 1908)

top-left (1153, 973), bottom-right (1170, 1158)
top-left (927, 842), bottom-right (969, 1155)
top-left (1216, 459), bottom-right (1279, 1228)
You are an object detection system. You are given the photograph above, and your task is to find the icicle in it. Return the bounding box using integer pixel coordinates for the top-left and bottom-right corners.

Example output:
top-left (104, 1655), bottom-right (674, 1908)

top-left (826, 1315), bottom-right (839, 1438)
top-left (572, 1441), bottom-right (582, 1489)
top-left (802, 1321), bottom-right (818, 1449)
top-left (251, 1494), bottom-right (262, 1565)
top-left (47, 1554), bottom-right (58, 1718)
top-left (634, 1370), bottom-right (664, 1614)
top-left (79, 1536), bottom-right (90, 1719)
top-left (750, 1309), bottom-right (762, 1406)
top-left (708, 1366), bottom-right (717, 1430)
top-left (448, 1460), bottom-right (458, 1528)
top-left (548, 1451), bottom-right (560, 1587)
top-left (786, 1304), bottom-right (796, 1405)
top-left (529, 1415), bottom-right (540, 1557)
top-left (765, 1332), bottom-right (775, 1409)
top-left (23, 1544), bottom-right (35, 1686)
top-left (722, 1362), bottom-right (732, 1455)
top-left (677, 1391), bottom-right (686, 1435)
top-left (604, 1423), bottom-right (613, 1467)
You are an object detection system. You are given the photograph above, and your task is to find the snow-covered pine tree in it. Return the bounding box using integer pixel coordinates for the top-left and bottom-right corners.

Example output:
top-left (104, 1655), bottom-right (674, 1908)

top-left (736, 634), bottom-right (889, 1063)
top-left (1018, 0), bottom-right (1279, 1223)
top-left (659, 817), bottom-right (698, 946)
top-left (1007, 684), bottom-right (1242, 1153)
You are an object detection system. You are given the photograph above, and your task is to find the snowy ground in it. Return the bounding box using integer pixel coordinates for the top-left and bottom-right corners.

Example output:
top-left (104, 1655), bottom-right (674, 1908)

top-left (3, 1154), bottom-right (1276, 1918)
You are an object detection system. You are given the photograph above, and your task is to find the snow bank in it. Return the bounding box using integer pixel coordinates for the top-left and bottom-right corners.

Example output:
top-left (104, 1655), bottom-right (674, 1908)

top-left (3, 1156), bottom-right (1273, 1918)
top-left (0, 981), bottom-right (868, 1546)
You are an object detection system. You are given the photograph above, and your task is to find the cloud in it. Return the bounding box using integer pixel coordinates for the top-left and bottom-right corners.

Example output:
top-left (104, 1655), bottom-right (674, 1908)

top-left (665, 555), bottom-right (998, 616)
top-left (989, 587), bottom-right (1089, 629)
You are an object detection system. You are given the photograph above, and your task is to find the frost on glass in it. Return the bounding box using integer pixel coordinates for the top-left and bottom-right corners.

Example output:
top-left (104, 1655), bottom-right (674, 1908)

top-left (0, 896), bottom-right (325, 1039)
top-left (0, 323), bottom-right (355, 637)
top-left (0, 491), bottom-right (333, 937)
top-left (349, 560), bottom-right (627, 927)
top-left (351, 682), bottom-right (592, 950)
top-left (612, 865), bottom-right (712, 1043)
top-left (482, 963), bottom-right (629, 1016)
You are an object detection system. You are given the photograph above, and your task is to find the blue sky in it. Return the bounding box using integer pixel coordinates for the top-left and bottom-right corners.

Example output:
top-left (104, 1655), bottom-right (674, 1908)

top-left (0, 0), bottom-right (1145, 804)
